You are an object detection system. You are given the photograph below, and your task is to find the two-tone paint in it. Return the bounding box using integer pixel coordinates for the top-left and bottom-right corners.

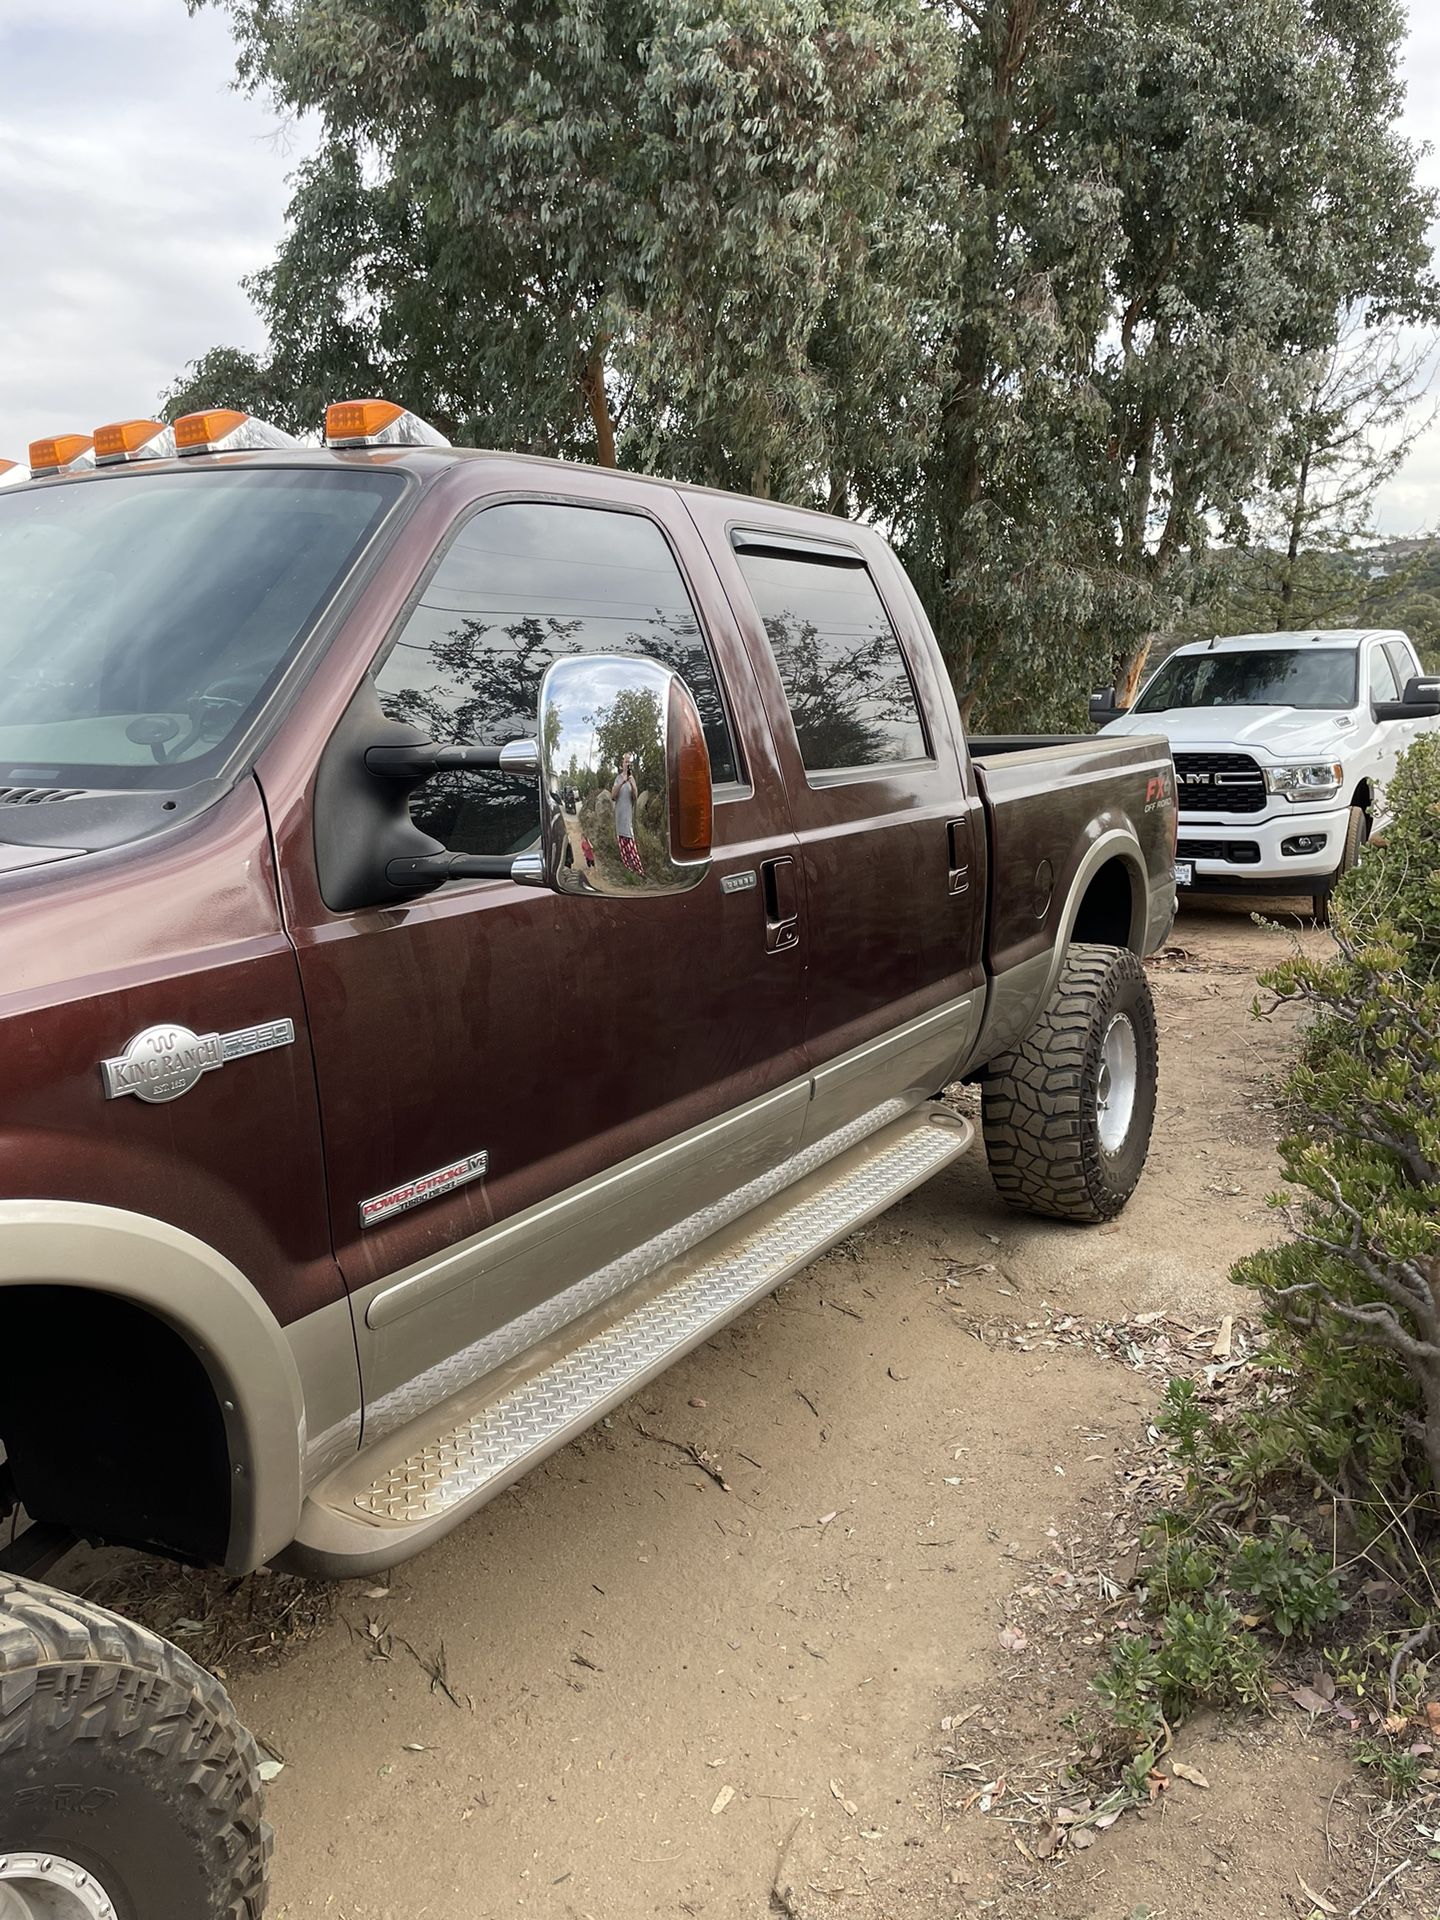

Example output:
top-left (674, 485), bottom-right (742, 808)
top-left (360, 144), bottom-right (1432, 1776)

top-left (0, 447), bottom-right (1176, 1573)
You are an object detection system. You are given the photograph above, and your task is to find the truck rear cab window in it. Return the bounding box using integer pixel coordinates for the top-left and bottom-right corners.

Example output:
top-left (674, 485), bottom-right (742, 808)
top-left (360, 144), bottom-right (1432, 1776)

top-left (374, 502), bottom-right (738, 858)
top-left (731, 535), bottom-right (927, 773)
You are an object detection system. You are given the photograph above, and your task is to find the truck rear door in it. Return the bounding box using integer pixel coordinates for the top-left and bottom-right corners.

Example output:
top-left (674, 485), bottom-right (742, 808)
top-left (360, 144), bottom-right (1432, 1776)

top-left (684, 500), bottom-right (986, 1142)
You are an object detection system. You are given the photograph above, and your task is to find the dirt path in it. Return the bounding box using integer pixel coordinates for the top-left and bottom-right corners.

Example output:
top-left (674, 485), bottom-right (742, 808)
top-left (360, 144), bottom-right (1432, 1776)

top-left (86, 901), bottom-right (1414, 1918)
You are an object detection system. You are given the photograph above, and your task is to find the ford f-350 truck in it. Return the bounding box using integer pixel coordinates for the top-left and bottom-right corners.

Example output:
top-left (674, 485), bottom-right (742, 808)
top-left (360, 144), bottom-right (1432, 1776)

top-left (0, 404), bottom-right (1176, 1918)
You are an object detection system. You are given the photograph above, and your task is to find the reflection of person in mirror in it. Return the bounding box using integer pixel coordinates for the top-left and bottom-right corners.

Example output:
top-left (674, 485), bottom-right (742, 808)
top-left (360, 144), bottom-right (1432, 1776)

top-left (612, 753), bottom-right (644, 876)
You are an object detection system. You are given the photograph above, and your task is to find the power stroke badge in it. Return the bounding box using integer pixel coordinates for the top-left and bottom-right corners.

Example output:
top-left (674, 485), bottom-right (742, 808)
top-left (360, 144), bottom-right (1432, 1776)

top-left (100, 1019), bottom-right (295, 1103)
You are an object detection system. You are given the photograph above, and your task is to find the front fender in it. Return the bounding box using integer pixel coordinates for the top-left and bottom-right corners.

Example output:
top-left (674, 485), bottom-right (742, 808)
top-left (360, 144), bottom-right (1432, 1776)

top-left (0, 1200), bottom-right (305, 1571)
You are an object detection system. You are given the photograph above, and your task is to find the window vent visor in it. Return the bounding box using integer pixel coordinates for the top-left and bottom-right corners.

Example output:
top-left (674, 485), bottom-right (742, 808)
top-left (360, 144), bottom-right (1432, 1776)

top-left (730, 526), bottom-right (864, 566)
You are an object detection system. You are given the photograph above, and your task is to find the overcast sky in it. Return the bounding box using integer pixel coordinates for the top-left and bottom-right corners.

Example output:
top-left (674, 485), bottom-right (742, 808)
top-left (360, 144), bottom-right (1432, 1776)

top-left (2, 0), bottom-right (1439, 533)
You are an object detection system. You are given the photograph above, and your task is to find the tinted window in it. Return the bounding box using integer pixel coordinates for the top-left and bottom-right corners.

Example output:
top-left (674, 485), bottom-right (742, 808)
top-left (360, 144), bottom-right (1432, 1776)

top-left (1135, 648), bottom-right (1358, 713)
top-left (374, 502), bottom-right (737, 857)
top-left (734, 543), bottom-right (927, 771)
top-left (1368, 646), bottom-right (1401, 704)
top-left (0, 469), bottom-right (402, 789)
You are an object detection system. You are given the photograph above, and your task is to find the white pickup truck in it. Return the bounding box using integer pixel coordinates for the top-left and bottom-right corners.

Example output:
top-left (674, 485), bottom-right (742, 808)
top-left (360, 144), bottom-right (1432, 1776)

top-left (1092, 628), bottom-right (1440, 921)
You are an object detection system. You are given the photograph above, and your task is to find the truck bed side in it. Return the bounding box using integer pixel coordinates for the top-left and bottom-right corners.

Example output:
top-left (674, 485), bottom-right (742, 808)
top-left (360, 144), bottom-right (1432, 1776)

top-left (963, 733), bottom-right (1176, 1066)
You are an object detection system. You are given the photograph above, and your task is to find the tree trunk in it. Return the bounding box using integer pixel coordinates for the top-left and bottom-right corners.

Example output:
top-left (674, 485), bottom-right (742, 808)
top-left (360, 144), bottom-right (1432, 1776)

top-left (1279, 442), bottom-right (1312, 621)
top-left (580, 348), bottom-right (617, 468)
top-left (1116, 638), bottom-right (1154, 709)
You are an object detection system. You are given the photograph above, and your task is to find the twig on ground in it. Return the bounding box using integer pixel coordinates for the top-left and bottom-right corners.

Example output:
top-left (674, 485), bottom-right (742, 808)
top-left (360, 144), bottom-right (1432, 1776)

top-left (1385, 1621), bottom-right (1433, 1712)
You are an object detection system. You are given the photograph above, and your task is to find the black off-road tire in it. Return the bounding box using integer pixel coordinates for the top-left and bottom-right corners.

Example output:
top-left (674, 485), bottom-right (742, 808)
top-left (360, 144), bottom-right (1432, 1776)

top-left (981, 942), bottom-right (1159, 1223)
top-left (0, 1571), bottom-right (270, 1918)
top-left (1311, 804), bottom-right (1367, 927)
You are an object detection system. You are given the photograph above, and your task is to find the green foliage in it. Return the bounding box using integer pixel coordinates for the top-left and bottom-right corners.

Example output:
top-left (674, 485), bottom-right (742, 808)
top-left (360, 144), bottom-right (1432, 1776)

top-left (1228, 1527), bottom-right (1346, 1639)
top-left (1354, 1739), bottom-right (1427, 1797)
top-left (182, 0), bottom-right (1437, 727)
top-left (1230, 734), bottom-right (1440, 1580)
top-left (1093, 1593), bottom-right (1270, 1740)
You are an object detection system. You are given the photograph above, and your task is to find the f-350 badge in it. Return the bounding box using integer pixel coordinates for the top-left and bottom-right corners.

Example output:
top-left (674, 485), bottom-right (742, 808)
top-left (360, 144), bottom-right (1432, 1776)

top-left (100, 1019), bottom-right (295, 1103)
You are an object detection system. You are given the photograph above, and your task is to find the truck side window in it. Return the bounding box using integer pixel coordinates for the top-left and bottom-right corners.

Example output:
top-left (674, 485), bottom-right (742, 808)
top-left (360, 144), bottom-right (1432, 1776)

top-left (1368, 646), bottom-right (1401, 706)
top-left (374, 502), bottom-right (738, 858)
top-left (733, 543), bottom-right (927, 773)
top-left (1384, 639), bottom-right (1419, 692)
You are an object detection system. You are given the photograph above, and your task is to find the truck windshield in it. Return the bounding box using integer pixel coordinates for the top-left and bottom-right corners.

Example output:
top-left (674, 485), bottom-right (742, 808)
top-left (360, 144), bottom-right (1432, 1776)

top-left (0, 467), bottom-right (403, 791)
top-left (1134, 648), bottom-right (1358, 713)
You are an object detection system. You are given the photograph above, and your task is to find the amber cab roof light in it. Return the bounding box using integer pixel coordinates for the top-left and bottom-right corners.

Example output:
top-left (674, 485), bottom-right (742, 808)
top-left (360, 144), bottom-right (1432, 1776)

top-left (324, 398), bottom-right (450, 450)
top-left (93, 418), bottom-right (176, 466)
top-left (173, 409), bottom-right (299, 457)
top-left (27, 434), bottom-right (96, 478)
top-left (0, 459), bottom-right (27, 487)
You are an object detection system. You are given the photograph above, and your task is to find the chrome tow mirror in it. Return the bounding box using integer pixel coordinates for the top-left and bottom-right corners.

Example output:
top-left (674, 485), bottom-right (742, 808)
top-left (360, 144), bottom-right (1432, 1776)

top-left (513, 653), bottom-right (713, 898)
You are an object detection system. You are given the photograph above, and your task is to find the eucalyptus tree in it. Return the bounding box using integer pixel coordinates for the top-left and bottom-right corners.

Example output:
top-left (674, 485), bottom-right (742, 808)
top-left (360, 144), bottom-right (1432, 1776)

top-left (186, 0), bottom-right (953, 490)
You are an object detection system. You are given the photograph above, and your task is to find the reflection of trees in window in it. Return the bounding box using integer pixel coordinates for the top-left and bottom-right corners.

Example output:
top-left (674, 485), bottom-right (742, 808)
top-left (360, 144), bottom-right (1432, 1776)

top-left (374, 604), bottom-right (735, 857)
top-left (761, 609), bottom-right (925, 770)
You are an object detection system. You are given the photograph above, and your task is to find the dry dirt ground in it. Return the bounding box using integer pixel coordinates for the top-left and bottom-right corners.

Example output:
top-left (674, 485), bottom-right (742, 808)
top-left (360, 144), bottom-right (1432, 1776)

top-left (63, 899), bottom-right (1440, 1918)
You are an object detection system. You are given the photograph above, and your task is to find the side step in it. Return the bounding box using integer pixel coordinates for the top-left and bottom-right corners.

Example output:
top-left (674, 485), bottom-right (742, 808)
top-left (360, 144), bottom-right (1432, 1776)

top-left (288, 1103), bottom-right (971, 1576)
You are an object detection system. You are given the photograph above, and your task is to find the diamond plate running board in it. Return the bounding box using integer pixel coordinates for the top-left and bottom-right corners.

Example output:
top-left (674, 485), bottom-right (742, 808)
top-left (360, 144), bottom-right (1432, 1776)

top-left (292, 1105), bottom-right (971, 1572)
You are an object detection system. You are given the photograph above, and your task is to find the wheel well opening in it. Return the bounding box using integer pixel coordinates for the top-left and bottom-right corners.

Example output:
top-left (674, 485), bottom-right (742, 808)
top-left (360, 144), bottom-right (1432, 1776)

top-left (1352, 779), bottom-right (1373, 820)
top-left (0, 1287), bottom-right (230, 1565)
top-left (1070, 857), bottom-right (1137, 950)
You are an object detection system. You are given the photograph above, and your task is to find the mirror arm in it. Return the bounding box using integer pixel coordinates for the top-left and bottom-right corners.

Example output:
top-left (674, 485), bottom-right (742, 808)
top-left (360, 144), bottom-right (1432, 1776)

top-left (385, 851), bottom-right (530, 889)
top-left (365, 739), bottom-right (540, 779)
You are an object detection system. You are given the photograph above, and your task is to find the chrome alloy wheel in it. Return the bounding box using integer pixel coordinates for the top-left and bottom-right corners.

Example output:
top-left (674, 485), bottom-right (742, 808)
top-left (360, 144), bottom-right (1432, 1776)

top-left (0, 1855), bottom-right (119, 1920)
top-left (1095, 1012), bottom-right (1139, 1153)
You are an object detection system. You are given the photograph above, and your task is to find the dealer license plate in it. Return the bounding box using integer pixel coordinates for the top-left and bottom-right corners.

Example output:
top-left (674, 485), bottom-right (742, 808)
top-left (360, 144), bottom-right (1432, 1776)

top-left (1174, 860), bottom-right (1194, 887)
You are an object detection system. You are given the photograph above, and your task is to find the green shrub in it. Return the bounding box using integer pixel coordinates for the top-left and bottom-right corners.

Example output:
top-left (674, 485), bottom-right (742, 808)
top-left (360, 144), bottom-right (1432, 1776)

top-left (1232, 732), bottom-right (1440, 1584)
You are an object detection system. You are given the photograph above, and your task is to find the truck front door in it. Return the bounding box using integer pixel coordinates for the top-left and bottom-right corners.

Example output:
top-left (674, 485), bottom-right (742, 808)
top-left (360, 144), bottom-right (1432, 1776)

top-left (264, 475), bottom-right (808, 1435)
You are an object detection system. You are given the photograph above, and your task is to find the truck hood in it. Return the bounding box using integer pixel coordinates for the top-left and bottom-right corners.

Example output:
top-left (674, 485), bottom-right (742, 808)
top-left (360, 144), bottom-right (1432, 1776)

top-left (1100, 705), bottom-right (1355, 759)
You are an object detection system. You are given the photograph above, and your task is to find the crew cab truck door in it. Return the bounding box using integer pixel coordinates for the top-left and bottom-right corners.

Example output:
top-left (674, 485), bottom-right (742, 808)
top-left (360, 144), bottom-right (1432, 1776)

top-left (259, 465), bottom-right (808, 1430)
top-left (683, 499), bottom-right (986, 1144)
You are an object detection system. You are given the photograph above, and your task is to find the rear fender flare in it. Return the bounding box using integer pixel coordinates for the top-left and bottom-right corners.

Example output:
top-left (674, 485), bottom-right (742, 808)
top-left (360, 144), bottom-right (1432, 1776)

top-left (1041, 829), bottom-right (1150, 1005)
top-left (0, 1200), bottom-right (304, 1571)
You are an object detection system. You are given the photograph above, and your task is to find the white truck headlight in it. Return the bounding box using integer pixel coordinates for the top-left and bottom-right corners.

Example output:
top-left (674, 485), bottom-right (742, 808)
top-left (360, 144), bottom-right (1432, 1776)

top-left (1264, 762), bottom-right (1344, 802)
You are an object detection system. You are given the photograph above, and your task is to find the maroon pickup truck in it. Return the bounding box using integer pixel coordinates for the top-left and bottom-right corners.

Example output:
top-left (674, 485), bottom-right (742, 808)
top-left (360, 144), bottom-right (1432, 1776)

top-left (0, 406), bottom-right (1175, 1918)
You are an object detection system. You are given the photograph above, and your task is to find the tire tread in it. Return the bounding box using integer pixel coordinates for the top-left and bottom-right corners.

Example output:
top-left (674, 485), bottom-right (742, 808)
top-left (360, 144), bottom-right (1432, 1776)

top-left (0, 1571), bottom-right (269, 1918)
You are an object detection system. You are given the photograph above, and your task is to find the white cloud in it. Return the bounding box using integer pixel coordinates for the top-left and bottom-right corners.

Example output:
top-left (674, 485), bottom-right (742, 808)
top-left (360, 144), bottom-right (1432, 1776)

top-left (0, 2), bottom-right (312, 462)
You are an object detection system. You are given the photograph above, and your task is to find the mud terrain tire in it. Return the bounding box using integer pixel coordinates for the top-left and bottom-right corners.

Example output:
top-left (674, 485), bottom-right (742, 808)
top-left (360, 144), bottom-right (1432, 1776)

top-left (0, 1571), bottom-right (269, 1918)
top-left (981, 942), bottom-right (1159, 1222)
top-left (1311, 803), bottom-right (1367, 927)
